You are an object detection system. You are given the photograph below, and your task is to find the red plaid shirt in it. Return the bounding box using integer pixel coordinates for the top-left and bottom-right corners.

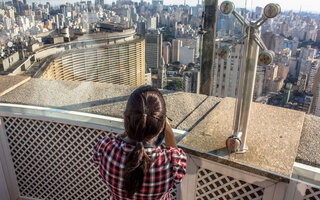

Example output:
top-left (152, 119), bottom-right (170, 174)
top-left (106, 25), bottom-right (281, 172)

top-left (93, 135), bottom-right (187, 200)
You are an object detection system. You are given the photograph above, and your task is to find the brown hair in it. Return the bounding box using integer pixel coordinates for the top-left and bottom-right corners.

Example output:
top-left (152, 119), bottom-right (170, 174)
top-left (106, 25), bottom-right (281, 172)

top-left (123, 86), bottom-right (166, 197)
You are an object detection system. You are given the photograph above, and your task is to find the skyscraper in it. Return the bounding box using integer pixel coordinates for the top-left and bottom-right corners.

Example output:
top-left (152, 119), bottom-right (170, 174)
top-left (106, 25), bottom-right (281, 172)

top-left (162, 42), bottom-right (171, 64)
top-left (145, 31), bottom-right (162, 70)
top-left (171, 39), bottom-right (182, 63)
top-left (212, 42), bottom-right (242, 98)
top-left (183, 71), bottom-right (200, 94)
top-left (254, 66), bottom-right (265, 99)
top-left (41, 30), bottom-right (146, 87)
top-left (298, 72), bottom-right (308, 93)
top-left (157, 57), bottom-right (167, 89)
top-left (147, 17), bottom-right (157, 30)
top-left (137, 21), bottom-right (146, 35)
top-left (298, 45), bottom-right (316, 77)
top-left (310, 68), bottom-right (320, 116)
top-left (307, 61), bottom-right (320, 93)
top-left (264, 64), bottom-right (287, 93)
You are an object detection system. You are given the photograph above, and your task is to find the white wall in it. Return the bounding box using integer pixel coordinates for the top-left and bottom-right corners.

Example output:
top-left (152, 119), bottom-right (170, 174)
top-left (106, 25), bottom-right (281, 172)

top-left (0, 161), bottom-right (10, 200)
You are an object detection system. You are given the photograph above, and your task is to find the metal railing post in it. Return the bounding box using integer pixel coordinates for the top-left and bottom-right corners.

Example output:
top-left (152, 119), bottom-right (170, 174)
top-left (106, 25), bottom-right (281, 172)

top-left (233, 28), bottom-right (260, 152)
top-left (217, 1), bottom-right (281, 153)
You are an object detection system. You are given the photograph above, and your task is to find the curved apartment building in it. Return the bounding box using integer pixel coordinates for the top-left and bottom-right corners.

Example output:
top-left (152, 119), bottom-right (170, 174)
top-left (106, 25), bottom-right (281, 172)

top-left (40, 30), bottom-right (145, 86)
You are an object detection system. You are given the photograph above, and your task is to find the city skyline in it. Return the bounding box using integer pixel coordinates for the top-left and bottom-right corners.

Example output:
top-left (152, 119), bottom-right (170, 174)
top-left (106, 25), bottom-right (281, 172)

top-left (25, 0), bottom-right (320, 13)
top-left (2, 0), bottom-right (320, 116)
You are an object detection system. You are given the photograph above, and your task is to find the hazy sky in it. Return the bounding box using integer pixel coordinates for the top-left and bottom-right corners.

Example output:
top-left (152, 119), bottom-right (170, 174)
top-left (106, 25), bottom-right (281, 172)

top-left (30, 0), bottom-right (320, 13)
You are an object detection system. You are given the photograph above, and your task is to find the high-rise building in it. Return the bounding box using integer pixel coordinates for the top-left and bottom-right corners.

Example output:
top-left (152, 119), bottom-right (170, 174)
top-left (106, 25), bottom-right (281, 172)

top-left (300, 46), bottom-right (316, 60)
top-left (137, 21), bottom-right (146, 35)
top-left (212, 42), bottom-right (242, 98)
top-left (280, 21), bottom-right (289, 36)
top-left (157, 57), bottom-right (167, 89)
top-left (274, 34), bottom-right (285, 54)
top-left (7, 7), bottom-right (15, 19)
top-left (310, 68), bottom-right (320, 116)
top-left (283, 39), bottom-right (299, 56)
top-left (307, 61), bottom-right (320, 93)
top-left (145, 31), bottom-right (162, 70)
top-left (263, 64), bottom-right (287, 93)
top-left (171, 39), bottom-right (182, 63)
top-left (41, 30), bottom-right (146, 87)
top-left (277, 64), bottom-right (289, 80)
top-left (262, 31), bottom-right (274, 50)
top-left (162, 42), bottom-right (171, 64)
top-left (297, 46), bottom-right (316, 77)
top-left (316, 30), bottom-right (320, 43)
top-left (264, 65), bottom-right (278, 90)
top-left (13, 0), bottom-right (20, 13)
top-left (298, 72), bottom-right (308, 93)
top-left (254, 66), bottom-right (265, 99)
top-left (183, 71), bottom-right (200, 94)
top-left (147, 17), bottom-right (157, 30)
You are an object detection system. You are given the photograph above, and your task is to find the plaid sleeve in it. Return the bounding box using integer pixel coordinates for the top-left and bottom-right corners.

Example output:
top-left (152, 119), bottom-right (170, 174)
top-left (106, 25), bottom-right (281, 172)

top-left (171, 147), bottom-right (187, 184)
top-left (92, 136), bottom-right (113, 165)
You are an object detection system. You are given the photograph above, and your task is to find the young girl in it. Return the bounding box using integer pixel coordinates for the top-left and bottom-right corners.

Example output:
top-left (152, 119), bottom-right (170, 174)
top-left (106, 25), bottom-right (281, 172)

top-left (93, 86), bottom-right (187, 200)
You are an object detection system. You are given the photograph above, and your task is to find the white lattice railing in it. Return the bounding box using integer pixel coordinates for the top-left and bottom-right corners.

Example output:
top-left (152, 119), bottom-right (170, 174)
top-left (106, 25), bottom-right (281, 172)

top-left (0, 104), bottom-right (319, 200)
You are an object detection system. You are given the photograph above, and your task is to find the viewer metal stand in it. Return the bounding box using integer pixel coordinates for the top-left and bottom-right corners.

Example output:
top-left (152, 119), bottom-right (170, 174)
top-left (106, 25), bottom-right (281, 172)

top-left (217, 1), bottom-right (281, 153)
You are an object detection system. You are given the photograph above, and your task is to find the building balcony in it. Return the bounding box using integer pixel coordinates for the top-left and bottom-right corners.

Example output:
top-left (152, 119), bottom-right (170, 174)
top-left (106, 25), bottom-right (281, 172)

top-left (0, 76), bottom-right (320, 200)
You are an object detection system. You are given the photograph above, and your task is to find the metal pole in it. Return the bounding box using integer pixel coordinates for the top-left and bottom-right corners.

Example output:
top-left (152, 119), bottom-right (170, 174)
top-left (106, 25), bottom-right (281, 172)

top-left (199, 0), bottom-right (218, 96)
top-left (221, 1), bottom-right (280, 153)
top-left (233, 28), bottom-right (260, 152)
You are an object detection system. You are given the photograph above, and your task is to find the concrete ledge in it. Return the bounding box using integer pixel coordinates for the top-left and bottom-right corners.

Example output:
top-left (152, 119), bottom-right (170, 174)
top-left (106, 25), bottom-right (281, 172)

top-left (0, 76), bottom-right (31, 97)
top-left (176, 96), bottom-right (222, 131)
top-left (179, 97), bottom-right (306, 177)
top-left (0, 78), bottom-right (215, 131)
top-left (296, 115), bottom-right (320, 168)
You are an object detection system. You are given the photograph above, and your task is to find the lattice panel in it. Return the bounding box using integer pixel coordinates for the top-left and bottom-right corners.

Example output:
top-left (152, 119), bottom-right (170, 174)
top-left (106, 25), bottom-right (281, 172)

top-left (304, 186), bottom-right (320, 200)
top-left (170, 183), bottom-right (178, 200)
top-left (2, 116), bottom-right (118, 200)
top-left (196, 168), bottom-right (264, 200)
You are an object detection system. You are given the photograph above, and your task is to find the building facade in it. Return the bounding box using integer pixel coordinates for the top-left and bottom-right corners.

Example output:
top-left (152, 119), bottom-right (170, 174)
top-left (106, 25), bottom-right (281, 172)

top-left (310, 68), bottom-right (320, 116)
top-left (171, 39), bottom-right (182, 63)
top-left (157, 57), bottom-right (167, 89)
top-left (183, 71), bottom-right (200, 94)
top-left (212, 42), bottom-right (242, 98)
top-left (145, 31), bottom-right (162, 70)
top-left (41, 37), bottom-right (146, 86)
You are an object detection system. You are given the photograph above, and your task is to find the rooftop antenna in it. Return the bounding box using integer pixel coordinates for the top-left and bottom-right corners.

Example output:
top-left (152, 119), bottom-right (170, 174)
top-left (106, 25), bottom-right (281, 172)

top-left (218, 1), bottom-right (281, 153)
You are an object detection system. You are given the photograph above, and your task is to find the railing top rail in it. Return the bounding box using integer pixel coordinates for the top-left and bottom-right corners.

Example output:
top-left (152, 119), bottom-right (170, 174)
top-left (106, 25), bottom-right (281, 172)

top-left (0, 103), bottom-right (188, 136)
